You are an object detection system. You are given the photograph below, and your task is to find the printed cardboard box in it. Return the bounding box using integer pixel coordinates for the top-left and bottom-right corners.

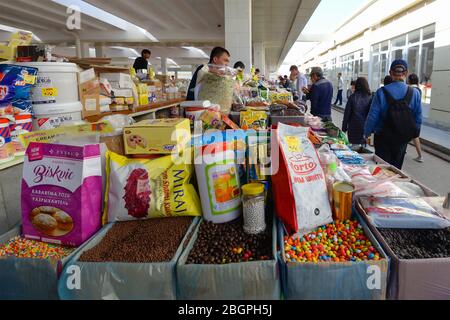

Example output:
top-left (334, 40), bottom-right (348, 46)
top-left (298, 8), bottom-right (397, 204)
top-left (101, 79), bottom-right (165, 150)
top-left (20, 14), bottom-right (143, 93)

top-left (123, 118), bottom-right (191, 155)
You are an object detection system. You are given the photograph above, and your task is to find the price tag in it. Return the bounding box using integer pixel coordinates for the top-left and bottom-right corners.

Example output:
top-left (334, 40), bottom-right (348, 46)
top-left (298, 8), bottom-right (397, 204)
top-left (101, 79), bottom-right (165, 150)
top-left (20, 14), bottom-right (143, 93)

top-left (284, 136), bottom-right (302, 153)
top-left (24, 74), bottom-right (36, 85)
top-left (41, 87), bottom-right (58, 97)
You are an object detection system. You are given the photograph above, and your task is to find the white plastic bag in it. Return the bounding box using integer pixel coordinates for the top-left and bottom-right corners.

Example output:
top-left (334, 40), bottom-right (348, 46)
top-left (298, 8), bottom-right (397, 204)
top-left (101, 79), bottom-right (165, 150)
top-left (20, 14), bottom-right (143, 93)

top-left (360, 197), bottom-right (450, 229)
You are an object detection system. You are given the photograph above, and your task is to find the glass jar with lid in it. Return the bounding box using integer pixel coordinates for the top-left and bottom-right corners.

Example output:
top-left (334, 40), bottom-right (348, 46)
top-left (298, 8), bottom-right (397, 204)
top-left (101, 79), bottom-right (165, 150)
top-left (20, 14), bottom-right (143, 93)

top-left (242, 183), bottom-right (266, 234)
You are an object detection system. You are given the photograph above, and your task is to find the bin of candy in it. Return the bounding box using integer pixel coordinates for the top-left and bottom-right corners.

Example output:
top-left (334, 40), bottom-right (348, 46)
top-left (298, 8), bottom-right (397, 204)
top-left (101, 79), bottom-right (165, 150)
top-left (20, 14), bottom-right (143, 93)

top-left (0, 226), bottom-right (78, 300)
top-left (58, 217), bottom-right (199, 300)
top-left (356, 198), bottom-right (450, 300)
top-left (278, 211), bottom-right (389, 300)
top-left (176, 215), bottom-right (280, 300)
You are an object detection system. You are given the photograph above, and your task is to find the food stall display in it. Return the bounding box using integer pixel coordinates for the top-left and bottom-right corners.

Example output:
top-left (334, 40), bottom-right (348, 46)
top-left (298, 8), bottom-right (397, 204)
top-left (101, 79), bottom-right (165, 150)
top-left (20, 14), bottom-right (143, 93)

top-left (0, 56), bottom-right (448, 301)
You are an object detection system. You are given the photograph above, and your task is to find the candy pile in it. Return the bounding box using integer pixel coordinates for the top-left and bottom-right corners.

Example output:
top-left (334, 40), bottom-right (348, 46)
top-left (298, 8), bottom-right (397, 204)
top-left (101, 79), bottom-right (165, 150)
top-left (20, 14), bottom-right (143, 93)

top-left (284, 220), bottom-right (382, 263)
top-left (0, 237), bottom-right (74, 260)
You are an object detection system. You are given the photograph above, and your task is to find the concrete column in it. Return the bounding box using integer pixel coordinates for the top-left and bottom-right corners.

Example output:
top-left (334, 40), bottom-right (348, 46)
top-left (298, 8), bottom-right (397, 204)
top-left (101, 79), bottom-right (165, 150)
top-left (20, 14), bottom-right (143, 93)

top-left (161, 57), bottom-right (168, 75)
top-left (81, 42), bottom-right (90, 58)
top-left (253, 42), bottom-right (266, 76)
top-left (95, 43), bottom-right (106, 58)
top-left (225, 0), bottom-right (252, 70)
top-left (428, 0), bottom-right (450, 129)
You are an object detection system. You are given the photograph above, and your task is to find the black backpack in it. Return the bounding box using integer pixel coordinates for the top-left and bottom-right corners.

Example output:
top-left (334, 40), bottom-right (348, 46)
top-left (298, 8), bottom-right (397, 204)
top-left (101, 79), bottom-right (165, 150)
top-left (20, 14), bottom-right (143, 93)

top-left (186, 64), bottom-right (204, 101)
top-left (380, 87), bottom-right (419, 144)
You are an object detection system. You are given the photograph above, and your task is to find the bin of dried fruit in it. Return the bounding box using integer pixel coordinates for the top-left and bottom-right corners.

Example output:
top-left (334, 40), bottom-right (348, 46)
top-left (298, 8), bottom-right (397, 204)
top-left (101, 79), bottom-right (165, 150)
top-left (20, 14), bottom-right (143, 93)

top-left (357, 198), bottom-right (450, 300)
top-left (279, 215), bottom-right (388, 300)
top-left (177, 217), bottom-right (280, 300)
top-left (0, 226), bottom-right (77, 300)
top-left (58, 217), bottom-right (198, 300)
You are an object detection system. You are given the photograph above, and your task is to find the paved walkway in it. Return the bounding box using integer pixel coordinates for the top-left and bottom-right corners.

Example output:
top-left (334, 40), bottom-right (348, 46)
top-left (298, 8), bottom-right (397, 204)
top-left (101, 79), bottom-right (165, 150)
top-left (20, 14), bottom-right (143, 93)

top-left (333, 105), bottom-right (450, 153)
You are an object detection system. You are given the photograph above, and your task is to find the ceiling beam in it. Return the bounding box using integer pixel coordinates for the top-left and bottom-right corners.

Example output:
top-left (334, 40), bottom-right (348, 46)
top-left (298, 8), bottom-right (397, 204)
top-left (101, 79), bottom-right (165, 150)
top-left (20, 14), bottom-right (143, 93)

top-left (0, 14), bottom-right (45, 31)
top-left (276, 0), bottom-right (321, 71)
top-left (19, 0), bottom-right (109, 31)
top-left (0, 2), bottom-right (68, 28)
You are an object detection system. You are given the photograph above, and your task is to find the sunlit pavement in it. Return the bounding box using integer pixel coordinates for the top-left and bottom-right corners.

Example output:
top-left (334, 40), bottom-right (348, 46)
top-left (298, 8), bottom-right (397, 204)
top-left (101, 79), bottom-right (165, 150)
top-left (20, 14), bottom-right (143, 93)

top-left (331, 109), bottom-right (450, 196)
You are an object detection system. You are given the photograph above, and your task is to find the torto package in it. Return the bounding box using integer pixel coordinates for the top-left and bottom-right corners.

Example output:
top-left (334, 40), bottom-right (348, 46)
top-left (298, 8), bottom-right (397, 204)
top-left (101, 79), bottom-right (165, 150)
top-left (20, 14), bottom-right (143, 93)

top-left (21, 142), bottom-right (103, 247)
top-left (272, 123), bottom-right (332, 234)
top-left (103, 151), bottom-right (201, 223)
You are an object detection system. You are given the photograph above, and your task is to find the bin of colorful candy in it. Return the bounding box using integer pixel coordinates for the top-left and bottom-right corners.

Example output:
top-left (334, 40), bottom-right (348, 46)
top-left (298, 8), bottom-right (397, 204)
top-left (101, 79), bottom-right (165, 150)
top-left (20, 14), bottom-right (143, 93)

top-left (356, 198), bottom-right (450, 300)
top-left (58, 217), bottom-right (199, 300)
top-left (0, 226), bottom-right (77, 299)
top-left (176, 215), bottom-right (280, 300)
top-left (278, 211), bottom-right (389, 300)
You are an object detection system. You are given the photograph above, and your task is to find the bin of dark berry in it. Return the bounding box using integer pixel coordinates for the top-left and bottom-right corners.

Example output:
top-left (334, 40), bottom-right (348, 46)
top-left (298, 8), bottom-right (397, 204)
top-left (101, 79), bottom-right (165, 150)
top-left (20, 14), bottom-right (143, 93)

top-left (58, 217), bottom-right (199, 300)
top-left (177, 216), bottom-right (280, 300)
top-left (356, 198), bottom-right (450, 300)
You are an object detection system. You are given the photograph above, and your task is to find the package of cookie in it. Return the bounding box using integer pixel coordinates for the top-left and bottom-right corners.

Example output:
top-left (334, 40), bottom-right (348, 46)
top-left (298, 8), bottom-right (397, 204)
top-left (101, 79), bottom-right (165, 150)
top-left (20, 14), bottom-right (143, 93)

top-left (21, 142), bottom-right (103, 247)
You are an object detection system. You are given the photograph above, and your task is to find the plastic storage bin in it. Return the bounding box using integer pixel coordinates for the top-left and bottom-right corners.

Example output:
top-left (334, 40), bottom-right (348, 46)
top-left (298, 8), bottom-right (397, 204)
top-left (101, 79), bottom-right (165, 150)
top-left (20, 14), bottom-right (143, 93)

top-left (176, 217), bottom-right (281, 300)
top-left (58, 218), bottom-right (199, 300)
top-left (0, 226), bottom-right (78, 300)
top-left (278, 211), bottom-right (389, 300)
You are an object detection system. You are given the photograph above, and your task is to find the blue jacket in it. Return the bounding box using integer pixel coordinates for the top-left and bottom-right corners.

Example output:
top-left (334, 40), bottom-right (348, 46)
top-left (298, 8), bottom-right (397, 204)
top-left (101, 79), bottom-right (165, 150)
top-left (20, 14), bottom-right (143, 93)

top-left (364, 81), bottom-right (422, 137)
top-left (307, 78), bottom-right (333, 116)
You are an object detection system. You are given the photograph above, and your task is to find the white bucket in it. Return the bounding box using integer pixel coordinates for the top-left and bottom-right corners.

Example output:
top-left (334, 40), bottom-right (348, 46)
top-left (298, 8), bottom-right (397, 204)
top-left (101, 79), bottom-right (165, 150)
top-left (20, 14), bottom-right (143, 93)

top-left (32, 101), bottom-right (82, 131)
top-left (15, 62), bottom-right (83, 130)
top-left (15, 62), bottom-right (81, 107)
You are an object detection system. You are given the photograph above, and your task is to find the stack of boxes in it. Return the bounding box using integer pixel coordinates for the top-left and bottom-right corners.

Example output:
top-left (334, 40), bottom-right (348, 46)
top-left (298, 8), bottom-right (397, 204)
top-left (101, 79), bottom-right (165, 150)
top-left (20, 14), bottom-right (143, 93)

top-left (99, 73), bottom-right (135, 112)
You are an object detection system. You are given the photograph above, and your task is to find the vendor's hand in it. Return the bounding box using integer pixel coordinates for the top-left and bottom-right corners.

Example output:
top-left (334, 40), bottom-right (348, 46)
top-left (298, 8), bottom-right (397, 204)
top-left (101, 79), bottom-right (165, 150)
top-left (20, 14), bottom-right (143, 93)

top-left (302, 87), bottom-right (310, 94)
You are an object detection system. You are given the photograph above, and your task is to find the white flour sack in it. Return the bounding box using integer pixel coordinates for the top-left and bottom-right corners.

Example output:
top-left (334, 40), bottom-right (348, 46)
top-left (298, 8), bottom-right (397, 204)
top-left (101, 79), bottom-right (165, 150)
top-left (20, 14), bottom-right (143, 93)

top-left (277, 123), bottom-right (333, 234)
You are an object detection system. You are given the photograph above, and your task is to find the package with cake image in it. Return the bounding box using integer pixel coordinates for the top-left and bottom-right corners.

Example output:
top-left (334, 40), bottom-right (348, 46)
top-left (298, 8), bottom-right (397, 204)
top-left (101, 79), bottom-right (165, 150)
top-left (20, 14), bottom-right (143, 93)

top-left (21, 142), bottom-right (102, 247)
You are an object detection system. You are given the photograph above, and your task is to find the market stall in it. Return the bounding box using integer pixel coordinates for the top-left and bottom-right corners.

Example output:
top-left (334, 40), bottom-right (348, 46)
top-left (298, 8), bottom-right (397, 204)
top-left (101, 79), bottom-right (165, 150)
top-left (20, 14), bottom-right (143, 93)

top-left (0, 52), bottom-right (449, 301)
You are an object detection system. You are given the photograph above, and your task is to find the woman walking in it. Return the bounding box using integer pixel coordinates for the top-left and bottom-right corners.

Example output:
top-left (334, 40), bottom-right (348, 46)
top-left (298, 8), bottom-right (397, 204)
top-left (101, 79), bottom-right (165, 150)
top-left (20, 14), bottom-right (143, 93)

top-left (342, 77), bottom-right (373, 145)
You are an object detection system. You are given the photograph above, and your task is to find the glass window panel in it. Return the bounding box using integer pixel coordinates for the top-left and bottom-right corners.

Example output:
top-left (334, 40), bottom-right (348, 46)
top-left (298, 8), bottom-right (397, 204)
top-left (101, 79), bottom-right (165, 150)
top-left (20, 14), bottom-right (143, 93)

top-left (420, 42), bottom-right (434, 83)
top-left (381, 41), bottom-right (389, 51)
top-left (420, 41), bottom-right (434, 104)
top-left (391, 49), bottom-right (404, 61)
top-left (360, 59), bottom-right (363, 72)
top-left (423, 24), bottom-right (435, 41)
top-left (407, 45), bottom-right (420, 75)
top-left (372, 44), bottom-right (380, 54)
top-left (380, 53), bottom-right (388, 76)
top-left (408, 30), bottom-right (420, 44)
top-left (392, 35), bottom-right (406, 48)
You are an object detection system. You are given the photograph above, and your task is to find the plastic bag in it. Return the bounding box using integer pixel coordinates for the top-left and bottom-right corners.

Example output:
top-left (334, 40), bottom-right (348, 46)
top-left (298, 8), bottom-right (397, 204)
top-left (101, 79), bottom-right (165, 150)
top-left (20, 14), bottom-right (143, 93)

top-left (0, 64), bottom-right (38, 102)
top-left (360, 197), bottom-right (450, 229)
top-left (104, 151), bottom-right (202, 223)
top-left (198, 72), bottom-right (235, 114)
top-left (343, 165), bottom-right (409, 198)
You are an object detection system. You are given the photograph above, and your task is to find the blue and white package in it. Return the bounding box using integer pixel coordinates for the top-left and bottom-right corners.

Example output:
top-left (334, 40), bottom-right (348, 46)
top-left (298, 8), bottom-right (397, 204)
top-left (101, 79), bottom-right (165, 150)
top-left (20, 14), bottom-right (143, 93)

top-left (0, 64), bottom-right (38, 101)
top-left (12, 100), bottom-right (34, 116)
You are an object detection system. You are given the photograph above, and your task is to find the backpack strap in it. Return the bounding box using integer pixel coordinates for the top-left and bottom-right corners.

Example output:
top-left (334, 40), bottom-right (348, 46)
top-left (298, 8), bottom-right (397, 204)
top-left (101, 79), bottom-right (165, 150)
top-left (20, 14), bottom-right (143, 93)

top-left (381, 87), bottom-right (396, 106)
top-left (404, 86), bottom-right (414, 105)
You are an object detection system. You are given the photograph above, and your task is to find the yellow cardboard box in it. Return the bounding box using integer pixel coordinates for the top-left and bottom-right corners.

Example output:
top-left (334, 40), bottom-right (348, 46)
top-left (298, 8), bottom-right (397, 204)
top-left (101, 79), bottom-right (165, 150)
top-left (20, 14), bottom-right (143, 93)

top-left (138, 93), bottom-right (149, 106)
top-left (123, 118), bottom-right (191, 155)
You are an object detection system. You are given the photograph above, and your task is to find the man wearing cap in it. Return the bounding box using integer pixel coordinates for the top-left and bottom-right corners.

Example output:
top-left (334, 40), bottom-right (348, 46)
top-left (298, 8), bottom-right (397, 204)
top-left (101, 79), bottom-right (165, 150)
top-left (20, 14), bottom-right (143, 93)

top-left (364, 59), bottom-right (422, 169)
top-left (302, 67), bottom-right (334, 121)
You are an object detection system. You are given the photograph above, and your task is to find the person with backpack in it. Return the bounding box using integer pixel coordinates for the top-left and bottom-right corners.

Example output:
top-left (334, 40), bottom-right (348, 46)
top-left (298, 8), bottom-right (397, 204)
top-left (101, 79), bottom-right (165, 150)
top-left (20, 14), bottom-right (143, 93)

top-left (342, 77), bottom-right (373, 145)
top-left (364, 59), bottom-right (422, 169)
top-left (408, 73), bottom-right (424, 163)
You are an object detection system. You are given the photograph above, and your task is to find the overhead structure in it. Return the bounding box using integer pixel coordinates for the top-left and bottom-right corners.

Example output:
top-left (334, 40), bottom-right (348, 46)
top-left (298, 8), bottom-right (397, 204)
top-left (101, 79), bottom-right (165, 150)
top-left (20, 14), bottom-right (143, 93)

top-left (0, 0), bottom-right (320, 75)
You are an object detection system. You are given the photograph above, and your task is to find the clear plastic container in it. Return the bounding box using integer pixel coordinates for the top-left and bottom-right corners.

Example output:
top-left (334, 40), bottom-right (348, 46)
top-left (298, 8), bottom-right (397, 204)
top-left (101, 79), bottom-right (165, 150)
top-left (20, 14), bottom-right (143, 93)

top-left (242, 183), bottom-right (266, 234)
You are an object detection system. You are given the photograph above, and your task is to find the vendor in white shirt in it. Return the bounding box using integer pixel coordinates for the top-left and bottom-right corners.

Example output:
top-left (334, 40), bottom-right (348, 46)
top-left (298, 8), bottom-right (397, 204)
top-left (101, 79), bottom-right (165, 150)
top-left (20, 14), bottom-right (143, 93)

top-left (289, 65), bottom-right (308, 102)
top-left (186, 47), bottom-right (231, 101)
